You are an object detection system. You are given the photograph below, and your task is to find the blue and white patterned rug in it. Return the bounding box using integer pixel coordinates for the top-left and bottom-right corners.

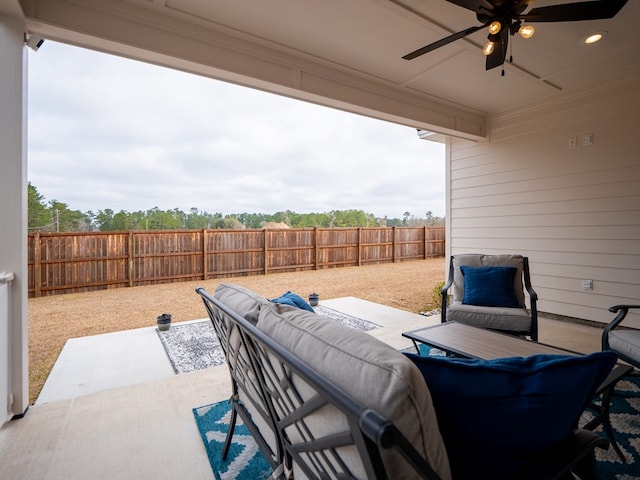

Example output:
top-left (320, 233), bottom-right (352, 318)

top-left (158, 305), bottom-right (378, 373)
top-left (193, 401), bottom-right (273, 480)
top-left (584, 375), bottom-right (640, 479)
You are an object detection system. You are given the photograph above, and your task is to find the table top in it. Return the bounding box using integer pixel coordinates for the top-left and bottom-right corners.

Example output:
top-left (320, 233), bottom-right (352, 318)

top-left (403, 322), bottom-right (576, 359)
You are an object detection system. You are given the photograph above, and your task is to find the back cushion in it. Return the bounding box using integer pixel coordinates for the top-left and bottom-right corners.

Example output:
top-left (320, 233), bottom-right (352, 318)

top-left (452, 254), bottom-right (525, 304)
top-left (257, 304), bottom-right (452, 480)
top-left (460, 266), bottom-right (521, 308)
top-left (214, 283), bottom-right (268, 324)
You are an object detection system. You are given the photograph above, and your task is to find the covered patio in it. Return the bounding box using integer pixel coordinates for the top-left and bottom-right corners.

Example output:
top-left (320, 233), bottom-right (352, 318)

top-left (1, 0), bottom-right (639, 476)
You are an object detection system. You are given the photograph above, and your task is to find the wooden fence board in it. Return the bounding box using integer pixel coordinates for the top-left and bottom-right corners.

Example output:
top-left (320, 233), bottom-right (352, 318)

top-left (27, 227), bottom-right (444, 297)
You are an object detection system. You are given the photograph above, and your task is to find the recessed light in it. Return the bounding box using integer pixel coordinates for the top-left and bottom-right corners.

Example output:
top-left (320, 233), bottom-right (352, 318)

top-left (582, 30), bottom-right (607, 45)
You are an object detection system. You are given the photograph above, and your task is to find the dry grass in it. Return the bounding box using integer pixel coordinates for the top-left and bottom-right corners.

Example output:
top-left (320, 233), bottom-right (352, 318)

top-left (27, 258), bottom-right (447, 403)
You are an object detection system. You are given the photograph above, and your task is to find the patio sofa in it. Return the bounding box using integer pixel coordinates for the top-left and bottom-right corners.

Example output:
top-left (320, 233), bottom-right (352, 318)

top-left (196, 284), bottom-right (612, 480)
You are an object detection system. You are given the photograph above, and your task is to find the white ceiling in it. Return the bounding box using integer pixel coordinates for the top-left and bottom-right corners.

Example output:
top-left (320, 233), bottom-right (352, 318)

top-left (9, 0), bottom-right (640, 138)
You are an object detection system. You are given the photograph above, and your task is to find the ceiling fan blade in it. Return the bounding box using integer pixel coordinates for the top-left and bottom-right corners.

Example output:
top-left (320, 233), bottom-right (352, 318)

top-left (445, 0), bottom-right (487, 12)
top-left (403, 24), bottom-right (486, 60)
top-left (486, 28), bottom-right (509, 70)
top-left (522, 0), bottom-right (628, 22)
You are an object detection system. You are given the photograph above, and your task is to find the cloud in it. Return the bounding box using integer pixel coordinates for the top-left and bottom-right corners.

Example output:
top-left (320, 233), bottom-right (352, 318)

top-left (27, 41), bottom-right (445, 219)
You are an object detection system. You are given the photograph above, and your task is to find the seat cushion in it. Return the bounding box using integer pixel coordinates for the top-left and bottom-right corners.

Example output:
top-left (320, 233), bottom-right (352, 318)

top-left (404, 351), bottom-right (617, 480)
top-left (257, 304), bottom-right (452, 480)
top-left (447, 300), bottom-right (532, 333)
top-left (608, 329), bottom-right (640, 364)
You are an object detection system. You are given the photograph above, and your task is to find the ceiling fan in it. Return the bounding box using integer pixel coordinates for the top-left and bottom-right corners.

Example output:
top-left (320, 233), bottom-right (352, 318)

top-left (402, 0), bottom-right (628, 71)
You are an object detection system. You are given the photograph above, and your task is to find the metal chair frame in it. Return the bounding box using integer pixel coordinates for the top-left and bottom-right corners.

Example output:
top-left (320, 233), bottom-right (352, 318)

top-left (198, 290), bottom-right (283, 468)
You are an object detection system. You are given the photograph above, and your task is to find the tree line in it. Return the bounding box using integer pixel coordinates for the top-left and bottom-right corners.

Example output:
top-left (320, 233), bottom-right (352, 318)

top-left (27, 183), bottom-right (444, 232)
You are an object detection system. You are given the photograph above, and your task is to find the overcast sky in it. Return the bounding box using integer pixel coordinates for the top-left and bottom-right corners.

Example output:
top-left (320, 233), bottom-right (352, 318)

top-left (27, 41), bottom-right (445, 220)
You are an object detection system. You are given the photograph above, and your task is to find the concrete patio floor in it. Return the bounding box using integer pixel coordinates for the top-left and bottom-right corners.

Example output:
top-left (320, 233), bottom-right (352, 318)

top-left (0, 297), bottom-right (604, 479)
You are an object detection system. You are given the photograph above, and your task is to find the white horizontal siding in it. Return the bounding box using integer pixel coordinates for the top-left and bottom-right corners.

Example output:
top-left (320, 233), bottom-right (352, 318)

top-left (447, 74), bottom-right (640, 328)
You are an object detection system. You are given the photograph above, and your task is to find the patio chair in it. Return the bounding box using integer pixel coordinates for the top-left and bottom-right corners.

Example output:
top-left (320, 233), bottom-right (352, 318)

top-left (602, 304), bottom-right (640, 370)
top-left (441, 254), bottom-right (539, 341)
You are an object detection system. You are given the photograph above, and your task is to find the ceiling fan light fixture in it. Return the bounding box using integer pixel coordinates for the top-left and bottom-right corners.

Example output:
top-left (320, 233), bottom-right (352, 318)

top-left (582, 30), bottom-right (607, 45)
top-left (483, 41), bottom-right (495, 56)
top-left (519, 24), bottom-right (535, 39)
top-left (488, 20), bottom-right (502, 35)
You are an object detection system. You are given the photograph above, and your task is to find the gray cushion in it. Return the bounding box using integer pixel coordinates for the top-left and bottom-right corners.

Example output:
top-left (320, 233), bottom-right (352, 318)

top-left (257, 303), bottom-right (452, 480)
top-left (608, 329), bottom-right (640, 363)
top-left (452, 254), bottom-right (525, 305)
top-left (214, 282), bottom-right (269, 324)
top-left (447, 301), bottom-right (532, 332)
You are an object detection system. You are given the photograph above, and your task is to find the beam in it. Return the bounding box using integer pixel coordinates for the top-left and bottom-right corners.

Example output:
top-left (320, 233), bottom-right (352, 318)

top-left (21, 0), bottom-right (486, 140)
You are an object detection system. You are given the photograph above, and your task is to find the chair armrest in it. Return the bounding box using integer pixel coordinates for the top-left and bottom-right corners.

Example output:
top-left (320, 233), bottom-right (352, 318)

top-left (522, 257), bottom-right (538, 303)
top-left (608, 304), bottom-right (640, 316)
top-left (441, 257), bottom-right (455, 323)
top-left (522, 257), bottom-right (539, 341)
top-left (359, 409), bottom-right (442, 480)
top-left (603, 305), bottom-right (640, 350)
top-left (525, 285), bottom-right (538, 302)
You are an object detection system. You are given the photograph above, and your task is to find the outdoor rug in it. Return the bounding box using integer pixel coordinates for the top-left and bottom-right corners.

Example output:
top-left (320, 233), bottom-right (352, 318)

top-left (583, 374), bottom-right (640, 479)
top-left (313, 304), bottom-right (380, 332)
top-left (194, 374), bottom-right (640, 479)
top-left (157, 321), bottom-right (226, 374)
top-left (193, 400), bottom-right (273, 480)
top-left (158, 305), bottom-right (379, 374)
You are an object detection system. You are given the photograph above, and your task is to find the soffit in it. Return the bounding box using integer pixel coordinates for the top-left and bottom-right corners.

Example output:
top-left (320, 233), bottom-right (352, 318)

top-left (16, 0), bottom-right (640, 137)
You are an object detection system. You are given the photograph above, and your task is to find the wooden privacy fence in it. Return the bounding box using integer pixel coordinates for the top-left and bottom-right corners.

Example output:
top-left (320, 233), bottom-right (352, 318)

top-left (27, 226), bottom-right (445, 297)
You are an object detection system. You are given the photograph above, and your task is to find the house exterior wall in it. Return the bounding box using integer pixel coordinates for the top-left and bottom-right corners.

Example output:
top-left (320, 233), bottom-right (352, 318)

top-left (448, 74), bottom-right (640, 328)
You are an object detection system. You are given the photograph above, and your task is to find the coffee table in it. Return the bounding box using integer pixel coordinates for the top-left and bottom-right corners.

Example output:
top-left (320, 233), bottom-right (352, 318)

top-left (403, 321), bottom-right (633, 462)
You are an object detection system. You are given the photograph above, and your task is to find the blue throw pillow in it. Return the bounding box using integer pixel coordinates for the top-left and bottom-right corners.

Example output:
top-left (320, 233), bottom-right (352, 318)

top-left (269, 291), bottom-right (315, 312)
top-left (404, 351), bottom-right (617, 480)
top-left (461, 265), bottom-right (521, 307)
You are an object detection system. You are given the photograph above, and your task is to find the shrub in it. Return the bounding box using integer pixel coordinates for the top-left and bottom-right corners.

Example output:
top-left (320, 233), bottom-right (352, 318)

top-left (432, 280), bottom-right (446, 307)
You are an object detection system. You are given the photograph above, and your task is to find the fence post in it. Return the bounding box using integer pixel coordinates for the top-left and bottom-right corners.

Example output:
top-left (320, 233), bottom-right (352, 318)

top-left (392, 226), bottom-right (396, 262)
top-left (314, 227), bottom-right (319, 270)
top-left (202, 228), bottom-right (208, 280)
top-left (424, 226), bottom-right (428, 259)
top-left (128, 231), bottom-right (134, 287)
top-left (357, 227), bottom-right (362, 266)
top-left (263, 229), bottom-right (268, 275)
top-left (34, 233), bottom-right (41, 298)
